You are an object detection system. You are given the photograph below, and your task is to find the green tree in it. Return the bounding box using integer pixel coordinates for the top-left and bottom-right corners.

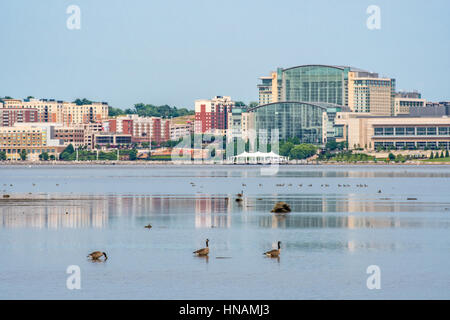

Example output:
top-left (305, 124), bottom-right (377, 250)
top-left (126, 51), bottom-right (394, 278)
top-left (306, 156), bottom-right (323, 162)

top-left (446, 150), bottom-right (449, 158)
top-left (20, 150), bottom-right (27, 161)
top-left (388, 153), bottom-right (396, 161)
top-left (129, 103), bottom-right (193, 118)
top-left (289, 144), bottom-right (317, 160)
top-left (108, 106), bottom-right (125, 117)
top-left (39, 152), bottom-right (49, 161)
top-left (73, 98), bottom-right (93, 105)
top-left (430, 152), bottom-right (434, 159)
top-left (326, 140), bottom-right (338, 151)
top-left (129, 149), bottom-right (138, 161)
top-left (0, 151), bottom-right (6, 161)
top-left (59, 144), bottom-right (75, 160)
top-left (279, 142), bottom-right (294, 157)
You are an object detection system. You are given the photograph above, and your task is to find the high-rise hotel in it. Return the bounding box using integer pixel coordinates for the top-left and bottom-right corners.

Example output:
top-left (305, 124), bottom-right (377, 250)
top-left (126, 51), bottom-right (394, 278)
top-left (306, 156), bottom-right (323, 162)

top-left (257, 65), bottom-right (395, 116)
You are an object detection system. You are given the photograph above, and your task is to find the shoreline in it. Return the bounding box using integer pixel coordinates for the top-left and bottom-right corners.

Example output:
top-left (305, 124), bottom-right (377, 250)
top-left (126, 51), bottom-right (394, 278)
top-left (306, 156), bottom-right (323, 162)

top-left (1, 160), bottom-right (450, 166)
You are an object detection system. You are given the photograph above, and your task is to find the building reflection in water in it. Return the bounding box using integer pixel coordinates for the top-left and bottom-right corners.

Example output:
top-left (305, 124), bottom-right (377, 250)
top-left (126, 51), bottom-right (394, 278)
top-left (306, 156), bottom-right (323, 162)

top-left (0, 194), bottom-right (447, 230)
top-left (0, 198), bottom-right (108, 229)
top-left (194, 196), bottom-right (231, 228)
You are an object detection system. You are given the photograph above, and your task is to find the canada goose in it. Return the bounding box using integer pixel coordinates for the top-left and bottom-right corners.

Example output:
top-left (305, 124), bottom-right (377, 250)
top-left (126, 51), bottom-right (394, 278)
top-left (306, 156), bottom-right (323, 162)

top-left (193, 239), bottom-right (209, 256)
top-left (264, 241), bottom-right (281, 258)
top-left (87, 251), bottom-right (108, 260)
top-left (235, 198), bottom-right (243, 202)
top-left (144, 224), bottom-right (152, 229)
top-left (378, 190), bottom-right (382, 193)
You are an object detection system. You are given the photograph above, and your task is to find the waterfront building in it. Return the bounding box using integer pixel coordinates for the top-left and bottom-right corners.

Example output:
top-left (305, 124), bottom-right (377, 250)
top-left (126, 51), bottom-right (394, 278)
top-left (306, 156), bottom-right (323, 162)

top-left (247, 101), bottom-right (345, 144)
top-left (0, 123), bottom-right (65, 160)
top-left (108, 115), bottom-right (170, 144)
top-left (194, 96), bottom-right (234, 134)
top-left (394, 91), bottom-right (426, 115)
top-left (82, 122), bottom-right (103, 149)
top-left (54, 126), bottom-right (85, 148)
top-left (94, 132), bottom-right (132, 147)
top-left (335, 112), bottom-right (450, 150)
top-left (257, 65), bottom-right (395, 116)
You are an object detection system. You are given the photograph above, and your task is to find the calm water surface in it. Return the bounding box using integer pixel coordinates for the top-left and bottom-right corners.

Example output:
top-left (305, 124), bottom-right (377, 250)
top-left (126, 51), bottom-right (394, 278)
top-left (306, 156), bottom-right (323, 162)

top-left (0, 165), bottom-right (449, 299)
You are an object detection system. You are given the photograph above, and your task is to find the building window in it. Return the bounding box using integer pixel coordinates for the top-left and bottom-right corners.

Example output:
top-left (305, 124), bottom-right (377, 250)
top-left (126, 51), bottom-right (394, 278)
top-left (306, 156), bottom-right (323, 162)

top-left (416, 127), bottom-right (426, 135)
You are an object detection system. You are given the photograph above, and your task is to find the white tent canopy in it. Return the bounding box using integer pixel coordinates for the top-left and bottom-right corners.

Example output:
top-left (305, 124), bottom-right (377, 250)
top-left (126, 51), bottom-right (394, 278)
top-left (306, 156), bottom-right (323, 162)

top-left (231, 151), bottom-right (288, 164)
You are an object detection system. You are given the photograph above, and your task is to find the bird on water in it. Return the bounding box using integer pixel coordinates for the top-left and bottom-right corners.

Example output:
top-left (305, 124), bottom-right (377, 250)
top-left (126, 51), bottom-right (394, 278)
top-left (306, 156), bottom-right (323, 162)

top-left (87, 251), bottom-right (108, 261)
top-left (193, 239), bottom-right (209, 256)
top-left (264, 241), bottom-right (281, 258)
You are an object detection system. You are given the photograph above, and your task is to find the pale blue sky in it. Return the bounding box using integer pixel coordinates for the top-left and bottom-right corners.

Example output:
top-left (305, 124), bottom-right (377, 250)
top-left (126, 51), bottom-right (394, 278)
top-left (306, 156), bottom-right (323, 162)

top-left (0, 0), bottom-right (449, 109)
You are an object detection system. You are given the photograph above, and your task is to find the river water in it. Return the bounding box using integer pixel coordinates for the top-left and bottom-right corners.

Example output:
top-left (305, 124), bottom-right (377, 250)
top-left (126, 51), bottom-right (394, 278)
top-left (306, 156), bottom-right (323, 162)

top-left (0, 164), bottom-right (449, 299)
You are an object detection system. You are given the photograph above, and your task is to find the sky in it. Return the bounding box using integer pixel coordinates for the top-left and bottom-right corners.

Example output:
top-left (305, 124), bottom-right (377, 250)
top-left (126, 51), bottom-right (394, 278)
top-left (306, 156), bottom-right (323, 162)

top-left (0, 0), bottom-right (449, 110)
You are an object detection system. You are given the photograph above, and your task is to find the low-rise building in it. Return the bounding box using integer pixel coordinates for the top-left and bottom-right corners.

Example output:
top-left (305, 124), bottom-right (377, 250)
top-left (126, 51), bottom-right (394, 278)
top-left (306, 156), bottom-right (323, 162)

top-left (0, 123), bottom-right (65, 160)
top-left (54, 127), bottom-right (85, 148)
top-left (335, 112), bottom-right (450, 150)
top-left (94, 132), bottom-right (132, 147)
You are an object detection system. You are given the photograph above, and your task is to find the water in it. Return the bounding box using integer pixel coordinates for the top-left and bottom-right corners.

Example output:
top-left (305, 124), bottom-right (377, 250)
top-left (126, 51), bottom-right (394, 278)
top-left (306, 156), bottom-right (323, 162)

top-left (0, 164), bottom-right (449, 299)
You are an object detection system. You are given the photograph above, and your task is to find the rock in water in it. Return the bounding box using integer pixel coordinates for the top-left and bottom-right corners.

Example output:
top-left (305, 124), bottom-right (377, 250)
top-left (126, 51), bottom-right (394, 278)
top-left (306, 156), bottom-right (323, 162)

top-left (271, 201), bottom-right (291, 213)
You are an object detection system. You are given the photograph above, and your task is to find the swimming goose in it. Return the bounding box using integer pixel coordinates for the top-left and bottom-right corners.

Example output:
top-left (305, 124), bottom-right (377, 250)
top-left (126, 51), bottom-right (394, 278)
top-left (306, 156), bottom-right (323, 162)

top-left (264, 241), bottom-right (281, 258)
top-left (144, 224), bottom-right (152, 229)
top-left (193, 239), bottom-right (209, 256)
top-left (87, 251), bottom-right (108, 260)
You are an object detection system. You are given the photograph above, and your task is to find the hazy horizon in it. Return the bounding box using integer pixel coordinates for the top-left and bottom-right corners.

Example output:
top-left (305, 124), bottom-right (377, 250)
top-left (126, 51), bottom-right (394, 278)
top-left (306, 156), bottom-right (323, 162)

top-left (1, 0), bottom-right (449, 110)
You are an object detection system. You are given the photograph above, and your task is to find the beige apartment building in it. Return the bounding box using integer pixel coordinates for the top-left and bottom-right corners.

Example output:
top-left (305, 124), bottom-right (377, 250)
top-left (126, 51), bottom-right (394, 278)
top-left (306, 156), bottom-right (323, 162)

top-left (335, 112), bottom-right (450, 150)
top-left (1, 98), bottom-right (109, 125)
top-left (0, 123), bottom-right (65, 160)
